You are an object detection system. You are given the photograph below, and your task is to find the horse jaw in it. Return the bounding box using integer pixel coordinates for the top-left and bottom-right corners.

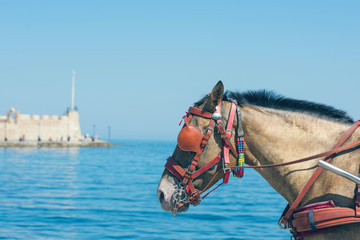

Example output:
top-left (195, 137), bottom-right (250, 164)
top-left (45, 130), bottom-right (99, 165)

top-left (157, 173), bottom-right (190, 214)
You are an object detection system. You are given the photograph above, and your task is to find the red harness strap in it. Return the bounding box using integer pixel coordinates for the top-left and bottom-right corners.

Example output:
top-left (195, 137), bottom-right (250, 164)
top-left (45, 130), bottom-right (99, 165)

top-left (356, 176), bottom-right (360, 217)
top-left (165, 155), bottom-right (223, 182)
top-left (222, 101), bottom-right (238, 183)
top-left (165, 157), bottom-right (186, 180)
top-left (290, 192), bottom-right (360, 239)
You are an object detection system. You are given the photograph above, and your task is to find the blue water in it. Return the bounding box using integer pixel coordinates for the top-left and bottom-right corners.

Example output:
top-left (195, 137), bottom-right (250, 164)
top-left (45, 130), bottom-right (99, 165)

top-left (0, 140), bottom-right (290, 239)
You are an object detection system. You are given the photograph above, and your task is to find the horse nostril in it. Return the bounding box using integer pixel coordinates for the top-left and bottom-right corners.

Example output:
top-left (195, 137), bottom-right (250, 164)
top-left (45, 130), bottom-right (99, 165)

top-left (159, 190), bottom-right (165, 204)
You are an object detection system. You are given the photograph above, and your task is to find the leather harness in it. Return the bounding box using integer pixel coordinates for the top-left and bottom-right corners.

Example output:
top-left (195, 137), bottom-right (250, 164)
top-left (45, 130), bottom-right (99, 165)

top-left (164, 100), bottom-right (360, 239)
top-left (166, 101), bottom-right (241, 206)
top-left (278, 120), bottom-right (360, 239)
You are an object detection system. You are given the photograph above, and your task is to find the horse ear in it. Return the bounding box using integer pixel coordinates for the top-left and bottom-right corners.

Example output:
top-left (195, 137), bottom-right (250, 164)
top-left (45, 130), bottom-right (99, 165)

top-left (204, 81), bottom-right (224, 112)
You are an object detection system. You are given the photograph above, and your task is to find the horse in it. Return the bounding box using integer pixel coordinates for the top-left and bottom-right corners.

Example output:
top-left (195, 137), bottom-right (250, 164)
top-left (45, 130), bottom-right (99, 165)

top-left (157, 81), bottom-right (360, 239)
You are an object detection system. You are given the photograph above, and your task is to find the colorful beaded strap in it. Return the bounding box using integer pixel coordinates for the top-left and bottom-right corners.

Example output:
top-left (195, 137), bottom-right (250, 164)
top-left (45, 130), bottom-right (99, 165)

top-left (234, 137), bottom-right (245, 178)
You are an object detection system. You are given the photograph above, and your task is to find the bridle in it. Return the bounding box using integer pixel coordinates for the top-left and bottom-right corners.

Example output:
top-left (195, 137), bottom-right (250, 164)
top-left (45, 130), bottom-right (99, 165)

top-left (164, 98), bottom-right (360, 239)
top-left (165, 100), bottom-right (244, 210)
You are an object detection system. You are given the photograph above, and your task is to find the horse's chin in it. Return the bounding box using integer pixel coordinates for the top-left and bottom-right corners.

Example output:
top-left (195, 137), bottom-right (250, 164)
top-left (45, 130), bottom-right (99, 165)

top-left (171, 203), bottom-right (190, 216)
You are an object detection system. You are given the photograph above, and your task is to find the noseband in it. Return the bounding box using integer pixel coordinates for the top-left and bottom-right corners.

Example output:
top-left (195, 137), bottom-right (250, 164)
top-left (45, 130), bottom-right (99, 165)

top-left (165, 100), bottom-right (244, 208)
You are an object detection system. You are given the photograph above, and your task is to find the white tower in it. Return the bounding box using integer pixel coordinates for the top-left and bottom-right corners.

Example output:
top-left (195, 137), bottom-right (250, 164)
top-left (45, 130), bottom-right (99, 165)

top-left (71, 70), bottom-right (76, 111)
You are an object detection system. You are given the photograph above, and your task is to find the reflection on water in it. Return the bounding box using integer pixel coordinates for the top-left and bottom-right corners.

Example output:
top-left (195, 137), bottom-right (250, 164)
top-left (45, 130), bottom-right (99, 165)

top-left (0, 146), bottom-right (80, 157)
top-left (0, 147), bottom-right (80, 218)
top-left (0, 141), bottom-right (289, 239)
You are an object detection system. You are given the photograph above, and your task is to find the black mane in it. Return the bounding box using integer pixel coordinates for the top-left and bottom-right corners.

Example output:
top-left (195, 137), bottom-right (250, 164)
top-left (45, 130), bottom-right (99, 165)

top-left (196, 90), bottom-right (354, 124)
top-left (225, 90), bottom-right (354, 124)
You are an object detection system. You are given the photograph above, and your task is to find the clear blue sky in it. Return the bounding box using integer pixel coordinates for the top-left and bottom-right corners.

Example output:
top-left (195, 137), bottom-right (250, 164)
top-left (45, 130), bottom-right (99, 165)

top-left (0, 1), bottom-right (359, 140)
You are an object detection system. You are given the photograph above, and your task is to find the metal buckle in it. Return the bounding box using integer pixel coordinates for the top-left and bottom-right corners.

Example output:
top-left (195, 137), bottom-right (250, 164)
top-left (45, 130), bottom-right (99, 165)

top-left (278, 218), bottom-right (289, 230)
top-left (186, 165), bottom-right (196, 175)
top-left (190, 190), bottom-right (198, 196)
top-left (226, 129), bottom-right (233, 140)
top-left (222, 157), bottom-right (231, 173)
top-left (205, 127), bottom-right (213, 134)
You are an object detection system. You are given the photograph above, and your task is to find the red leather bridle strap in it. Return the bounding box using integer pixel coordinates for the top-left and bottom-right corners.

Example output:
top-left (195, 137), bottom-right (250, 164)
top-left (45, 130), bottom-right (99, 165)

top-left (166, 155), bottom-right (222, 181)
top-left (191, 155), bottom-right (222, 179)
top-left (165, 157), bottom-right (185, 180)
top-left (217, 119), bottom-right (239, 159)
top-left (217, 102), bottom-right (238, 183)
top-left (181, 118), bottom-right (216, 186)
top-left (188, 107), bottom-right (213, 119)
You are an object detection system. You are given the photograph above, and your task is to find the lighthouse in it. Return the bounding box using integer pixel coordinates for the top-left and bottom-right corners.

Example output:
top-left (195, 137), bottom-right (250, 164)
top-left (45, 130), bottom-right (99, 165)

top-left (71, 70), bottom-right (76, 111)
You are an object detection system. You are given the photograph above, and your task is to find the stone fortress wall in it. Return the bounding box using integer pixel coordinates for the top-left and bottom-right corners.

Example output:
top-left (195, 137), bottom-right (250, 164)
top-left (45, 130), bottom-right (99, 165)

top-left (0, 108), bottom-right (82, 141)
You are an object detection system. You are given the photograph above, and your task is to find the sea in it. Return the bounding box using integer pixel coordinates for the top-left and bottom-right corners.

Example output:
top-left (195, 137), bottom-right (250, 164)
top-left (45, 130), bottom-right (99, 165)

top-left (0, 140), bottom-right (290, 239)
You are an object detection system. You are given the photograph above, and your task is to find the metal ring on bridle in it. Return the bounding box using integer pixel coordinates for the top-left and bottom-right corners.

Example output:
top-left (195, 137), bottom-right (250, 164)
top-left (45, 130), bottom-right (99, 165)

top-left (278, 219), bottom-right (289, 230)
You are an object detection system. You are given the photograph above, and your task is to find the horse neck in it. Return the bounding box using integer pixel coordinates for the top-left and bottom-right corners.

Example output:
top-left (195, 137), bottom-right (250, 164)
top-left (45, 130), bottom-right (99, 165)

top-left (241, 105), bottom-right (360, 206)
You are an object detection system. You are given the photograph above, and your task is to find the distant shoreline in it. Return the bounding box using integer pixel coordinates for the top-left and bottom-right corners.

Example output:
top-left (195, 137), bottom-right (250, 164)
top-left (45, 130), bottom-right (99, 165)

top-left (0, 140), bottom-right (117, 148)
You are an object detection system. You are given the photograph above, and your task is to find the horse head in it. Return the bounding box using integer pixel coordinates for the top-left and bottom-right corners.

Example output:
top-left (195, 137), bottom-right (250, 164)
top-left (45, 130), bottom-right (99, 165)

top-left (157, 81), bottom-right (244, 215)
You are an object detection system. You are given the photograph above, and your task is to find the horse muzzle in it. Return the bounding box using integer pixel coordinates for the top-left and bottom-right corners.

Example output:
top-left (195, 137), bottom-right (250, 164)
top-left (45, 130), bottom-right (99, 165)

top-left (157, 174), bottom-right (190, 214)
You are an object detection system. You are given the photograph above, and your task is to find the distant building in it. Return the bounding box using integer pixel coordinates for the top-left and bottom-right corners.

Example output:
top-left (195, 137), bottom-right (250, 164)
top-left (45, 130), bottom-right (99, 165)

top-left (0, 108), bottom-right (82, 141)
top-left (0, 70), bottom-right (82, 142)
